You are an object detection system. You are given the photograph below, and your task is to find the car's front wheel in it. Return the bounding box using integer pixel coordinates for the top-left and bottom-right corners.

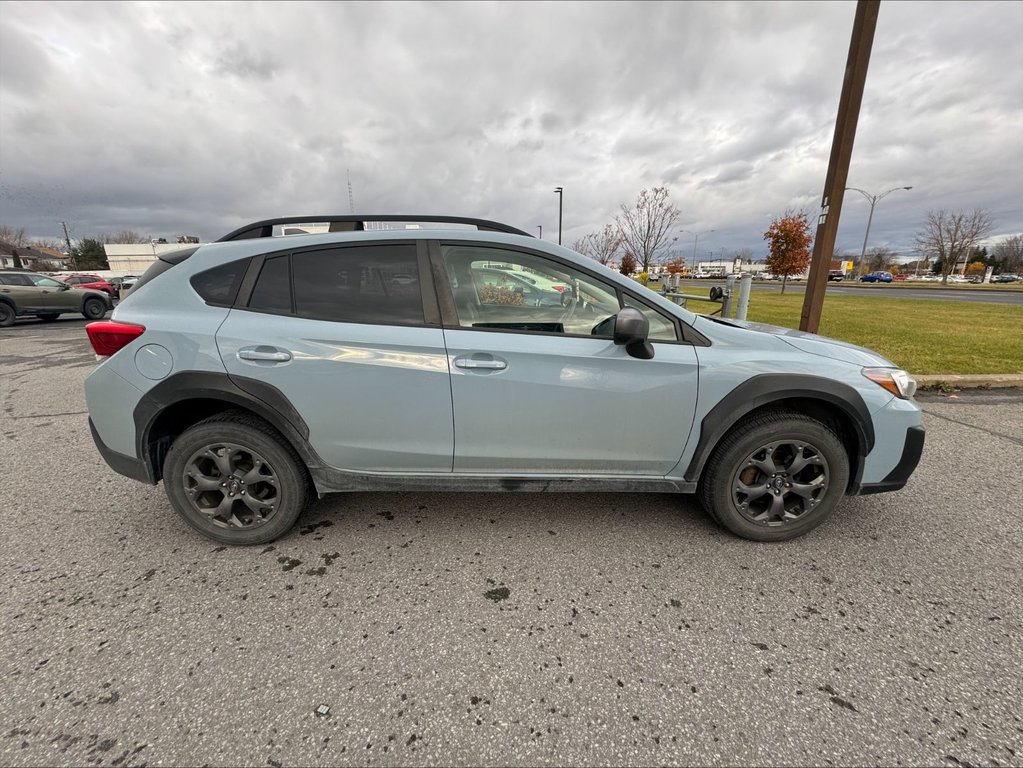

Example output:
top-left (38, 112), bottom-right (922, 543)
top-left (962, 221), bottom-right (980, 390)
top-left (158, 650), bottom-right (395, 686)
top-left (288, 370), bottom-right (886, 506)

top-left (698, 411), bottom-right (850, 542)
top-left (163, 413), bottom-right (310, 545)
top-left (81, 297), bottom-right (106, 320)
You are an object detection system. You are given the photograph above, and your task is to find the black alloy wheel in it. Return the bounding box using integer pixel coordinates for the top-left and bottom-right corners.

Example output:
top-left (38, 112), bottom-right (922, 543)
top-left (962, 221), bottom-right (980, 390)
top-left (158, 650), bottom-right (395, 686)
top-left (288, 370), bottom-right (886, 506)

top-left (731, 440), bottom-right (829, 525)
top-left (181, 442), bottom-right (282, 530)
top-left (163, 414), bottom-right (309, 545)
top-left (699, 411), bottom-right (850, 542)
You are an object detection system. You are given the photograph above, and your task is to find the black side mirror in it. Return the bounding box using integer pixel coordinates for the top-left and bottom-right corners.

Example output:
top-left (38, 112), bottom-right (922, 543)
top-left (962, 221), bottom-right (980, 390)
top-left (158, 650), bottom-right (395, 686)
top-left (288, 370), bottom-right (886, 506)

top-left (59, 284), bottom-right (70, 291)
top-left (614, 307), bottom-right (654, 359)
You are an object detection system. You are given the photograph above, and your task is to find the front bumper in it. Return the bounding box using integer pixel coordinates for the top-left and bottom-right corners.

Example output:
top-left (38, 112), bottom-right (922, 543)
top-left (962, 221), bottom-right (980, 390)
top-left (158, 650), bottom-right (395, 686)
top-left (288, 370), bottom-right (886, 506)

top-left (856, 425), bottom-right (925, 495)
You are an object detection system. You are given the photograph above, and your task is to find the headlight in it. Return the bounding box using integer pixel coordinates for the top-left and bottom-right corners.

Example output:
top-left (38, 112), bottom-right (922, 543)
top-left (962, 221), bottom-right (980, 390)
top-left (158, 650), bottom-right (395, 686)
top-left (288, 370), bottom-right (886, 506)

top-left (862, 367), bottom-right (917, 399)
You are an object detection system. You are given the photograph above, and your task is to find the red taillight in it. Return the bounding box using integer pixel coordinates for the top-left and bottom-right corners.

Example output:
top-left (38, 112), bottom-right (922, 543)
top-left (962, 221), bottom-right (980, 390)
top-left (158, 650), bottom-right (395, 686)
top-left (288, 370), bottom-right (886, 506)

top-left (86, 320), bottom-right (146, 357)
top-left (552, 284), bottom-right (567, 292)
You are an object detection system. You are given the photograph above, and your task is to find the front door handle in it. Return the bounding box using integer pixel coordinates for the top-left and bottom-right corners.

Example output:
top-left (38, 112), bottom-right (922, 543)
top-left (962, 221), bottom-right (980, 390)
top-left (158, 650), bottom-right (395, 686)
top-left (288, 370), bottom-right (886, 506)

top-left (238, 346), bottom-right (292, 363)
top-left (454, 354), bottom-right (507, 371)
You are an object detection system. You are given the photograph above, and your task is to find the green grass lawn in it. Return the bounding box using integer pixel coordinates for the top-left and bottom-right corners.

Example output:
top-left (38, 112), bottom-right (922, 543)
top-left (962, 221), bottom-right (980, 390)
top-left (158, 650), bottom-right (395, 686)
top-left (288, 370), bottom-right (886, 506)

top-left (651, 284), bottom-right (1023, 375)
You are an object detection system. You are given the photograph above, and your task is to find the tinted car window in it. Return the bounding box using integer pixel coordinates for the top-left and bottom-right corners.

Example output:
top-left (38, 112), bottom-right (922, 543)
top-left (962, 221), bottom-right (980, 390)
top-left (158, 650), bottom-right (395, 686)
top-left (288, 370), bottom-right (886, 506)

top-left (0, 274), bottom-right (33, 286)
top-left (249, 255), bottom-right (292, 314)
top-left (292, 245), bottom-right (423, 325)
top-left (190, 259), bottom-right (247, 307)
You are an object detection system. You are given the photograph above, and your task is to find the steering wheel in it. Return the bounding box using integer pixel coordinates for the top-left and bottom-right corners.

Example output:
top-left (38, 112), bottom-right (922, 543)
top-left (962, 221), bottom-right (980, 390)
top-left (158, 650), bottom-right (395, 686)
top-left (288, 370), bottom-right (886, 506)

top-left (562, 291), bottom-right (591, 328)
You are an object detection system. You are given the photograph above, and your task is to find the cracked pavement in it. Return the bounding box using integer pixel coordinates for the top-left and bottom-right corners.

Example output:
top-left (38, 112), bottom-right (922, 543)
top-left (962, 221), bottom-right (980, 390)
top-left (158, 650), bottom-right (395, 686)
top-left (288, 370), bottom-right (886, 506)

top-left (1, 318), bottom-right (1021, 767)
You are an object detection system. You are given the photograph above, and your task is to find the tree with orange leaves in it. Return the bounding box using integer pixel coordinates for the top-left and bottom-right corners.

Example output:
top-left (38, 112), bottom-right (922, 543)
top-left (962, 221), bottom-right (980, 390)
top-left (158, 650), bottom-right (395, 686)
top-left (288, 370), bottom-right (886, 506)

top-left (763, 211), bottom-right (813, 293)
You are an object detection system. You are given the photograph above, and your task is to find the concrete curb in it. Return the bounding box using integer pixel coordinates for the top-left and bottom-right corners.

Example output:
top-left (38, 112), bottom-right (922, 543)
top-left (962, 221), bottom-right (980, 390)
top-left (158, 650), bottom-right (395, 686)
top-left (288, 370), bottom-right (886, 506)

top-left (914, 373), bottom-right (1023, 390)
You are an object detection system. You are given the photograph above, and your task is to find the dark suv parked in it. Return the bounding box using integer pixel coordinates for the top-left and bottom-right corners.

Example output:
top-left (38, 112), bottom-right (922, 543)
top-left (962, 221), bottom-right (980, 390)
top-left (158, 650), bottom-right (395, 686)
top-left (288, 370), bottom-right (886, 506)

top-left (0, 268), bottom-right (112, 326)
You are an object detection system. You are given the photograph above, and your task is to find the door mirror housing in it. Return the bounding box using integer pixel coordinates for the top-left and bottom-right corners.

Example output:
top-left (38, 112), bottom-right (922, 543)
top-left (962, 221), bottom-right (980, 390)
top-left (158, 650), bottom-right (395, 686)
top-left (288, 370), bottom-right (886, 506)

top-left (614, 307), bottom-right (654, 359)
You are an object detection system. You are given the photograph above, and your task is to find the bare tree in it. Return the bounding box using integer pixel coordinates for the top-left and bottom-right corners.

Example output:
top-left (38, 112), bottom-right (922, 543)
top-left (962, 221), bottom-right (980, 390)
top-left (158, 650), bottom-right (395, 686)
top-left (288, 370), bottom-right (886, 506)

top-left (572, 223), bottom-right (622, 266)
top-left (103, 230), bottom-right (150, 244)
top-left (914, 209), bottom-right (994, 285)
top-left (993, 234), bottom-right (1023, 273)
top-left (616, 187), bottom-right (682, 273)
top-left (866, 246), bottom-right (897, 272)
top-left (31, 237), bottom-right (66, 252)
top-left (0, 225), bottom-right (28, 247)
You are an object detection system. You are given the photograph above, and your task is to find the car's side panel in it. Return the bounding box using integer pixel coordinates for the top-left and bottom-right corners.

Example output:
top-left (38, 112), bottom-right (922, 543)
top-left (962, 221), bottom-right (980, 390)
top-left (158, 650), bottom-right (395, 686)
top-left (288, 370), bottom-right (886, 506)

top-left (216, 310), bottom-right (455, 472)
top-left (443, 328), bottom-right (699, 474)
top-left (0, 280), bottom-right (44, 312)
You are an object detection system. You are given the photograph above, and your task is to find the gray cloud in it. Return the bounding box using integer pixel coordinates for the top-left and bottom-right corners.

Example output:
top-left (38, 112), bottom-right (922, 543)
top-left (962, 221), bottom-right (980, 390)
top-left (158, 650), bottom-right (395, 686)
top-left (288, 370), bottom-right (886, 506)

top-left (0, 0), bottom-right (1020, 261)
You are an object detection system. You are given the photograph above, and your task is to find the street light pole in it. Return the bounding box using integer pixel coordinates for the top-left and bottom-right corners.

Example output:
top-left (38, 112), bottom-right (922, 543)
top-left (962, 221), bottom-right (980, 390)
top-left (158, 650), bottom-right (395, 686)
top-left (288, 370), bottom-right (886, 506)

top-left (846, 186), bottom-right (912, 274)
top-left (683, 229), bottom-right (715, 270)
top-left (554, 187), bottom-right (563, 245)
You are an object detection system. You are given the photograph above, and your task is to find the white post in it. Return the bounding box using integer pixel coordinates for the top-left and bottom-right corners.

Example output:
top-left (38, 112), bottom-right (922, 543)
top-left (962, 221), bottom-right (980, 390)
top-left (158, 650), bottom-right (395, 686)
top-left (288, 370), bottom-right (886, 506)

top-left (736, 273), bottom-right (753, 321)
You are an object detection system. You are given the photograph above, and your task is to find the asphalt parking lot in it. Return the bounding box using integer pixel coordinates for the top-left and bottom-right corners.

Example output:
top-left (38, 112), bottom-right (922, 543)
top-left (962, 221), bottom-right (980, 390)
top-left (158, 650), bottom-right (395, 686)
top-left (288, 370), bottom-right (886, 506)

top-left (1, 319), bottom-right (1021, 767)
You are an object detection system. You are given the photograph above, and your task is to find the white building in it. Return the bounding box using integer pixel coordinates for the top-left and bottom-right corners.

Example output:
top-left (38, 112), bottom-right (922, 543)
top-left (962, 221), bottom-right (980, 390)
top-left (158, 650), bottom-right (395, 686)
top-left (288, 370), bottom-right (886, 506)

top-left (103, 239), bottom-right (205, 274)
top-left (692, 260), bottom-right (772, 276)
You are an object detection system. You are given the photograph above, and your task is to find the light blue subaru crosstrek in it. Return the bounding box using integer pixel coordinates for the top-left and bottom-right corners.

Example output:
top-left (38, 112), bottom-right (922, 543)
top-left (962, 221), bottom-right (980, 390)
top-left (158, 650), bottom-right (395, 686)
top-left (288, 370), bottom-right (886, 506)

top-left (84, 215), bottom-right (924, 545)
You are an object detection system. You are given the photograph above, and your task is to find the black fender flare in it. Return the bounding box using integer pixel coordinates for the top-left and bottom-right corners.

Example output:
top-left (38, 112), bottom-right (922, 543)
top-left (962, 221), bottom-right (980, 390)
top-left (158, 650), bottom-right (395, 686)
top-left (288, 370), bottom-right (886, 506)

top-left (133, 371), bottom-right (320, 481)
top-left (683, 373), bottom-right (875, 484)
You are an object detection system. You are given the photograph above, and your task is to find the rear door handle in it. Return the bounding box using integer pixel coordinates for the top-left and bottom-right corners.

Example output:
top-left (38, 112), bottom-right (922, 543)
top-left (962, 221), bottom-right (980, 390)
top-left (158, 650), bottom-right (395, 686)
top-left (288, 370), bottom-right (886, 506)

top-left (238, 346), bottom-right (292, 363)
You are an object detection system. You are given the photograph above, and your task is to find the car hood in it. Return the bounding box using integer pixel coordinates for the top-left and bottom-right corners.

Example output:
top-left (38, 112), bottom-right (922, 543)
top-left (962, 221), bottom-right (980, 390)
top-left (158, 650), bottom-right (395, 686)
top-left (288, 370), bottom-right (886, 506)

top-left (702, 317), bottom-right (897, 367)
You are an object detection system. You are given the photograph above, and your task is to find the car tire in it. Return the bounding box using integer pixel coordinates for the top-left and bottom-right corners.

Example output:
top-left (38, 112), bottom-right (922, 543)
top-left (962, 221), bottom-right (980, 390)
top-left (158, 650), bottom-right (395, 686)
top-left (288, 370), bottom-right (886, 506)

top-left (0, 302), bottom-right (14, 327)
top-left (38, 313), bottom-right (60, 322)
top-left (81, 298), bottom-right (106, 320)
top-left (162, 412), bottom-right (310, 545)
top-left (698, 410), bottom-right (850, 542)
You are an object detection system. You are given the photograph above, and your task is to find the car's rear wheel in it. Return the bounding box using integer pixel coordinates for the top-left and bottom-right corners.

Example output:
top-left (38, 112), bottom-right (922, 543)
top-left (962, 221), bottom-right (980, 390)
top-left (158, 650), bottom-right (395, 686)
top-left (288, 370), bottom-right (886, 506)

top-left (163, 414), bottom-right (310, 545)
top-left (698, 411), bottom-right (849, 542)
top-left (82, 298), bottom-right (106, 320)
top-left (38, 313), bottom-right (60, 322)
top-left (0, 302), bottom-right (14, 327)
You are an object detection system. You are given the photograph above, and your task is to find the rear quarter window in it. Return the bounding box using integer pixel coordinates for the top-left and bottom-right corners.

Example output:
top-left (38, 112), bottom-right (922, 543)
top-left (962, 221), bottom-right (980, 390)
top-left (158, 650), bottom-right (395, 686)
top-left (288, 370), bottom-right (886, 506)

top-left (190, 259), bottom-right (248, 307)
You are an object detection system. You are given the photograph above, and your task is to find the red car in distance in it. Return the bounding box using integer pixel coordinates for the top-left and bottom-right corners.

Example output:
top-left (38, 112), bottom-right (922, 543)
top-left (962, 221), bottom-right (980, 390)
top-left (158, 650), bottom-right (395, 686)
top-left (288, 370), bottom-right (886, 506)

top-left (61, 274), bottom-right (117, 298)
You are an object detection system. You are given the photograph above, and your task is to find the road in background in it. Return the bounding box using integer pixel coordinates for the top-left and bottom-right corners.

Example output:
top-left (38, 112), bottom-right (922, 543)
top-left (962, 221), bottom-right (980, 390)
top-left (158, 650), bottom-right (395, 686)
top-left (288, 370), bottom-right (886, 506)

top-left (741, 282), bottom-right (1023, 305)
top-left (1, 323), bottom-right (1020, 767)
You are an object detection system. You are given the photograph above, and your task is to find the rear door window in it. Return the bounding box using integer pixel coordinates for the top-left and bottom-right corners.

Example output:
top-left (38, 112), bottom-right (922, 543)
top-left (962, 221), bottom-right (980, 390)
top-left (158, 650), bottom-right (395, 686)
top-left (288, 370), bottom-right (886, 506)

top-left (290, 244), bottom-right (423, 325)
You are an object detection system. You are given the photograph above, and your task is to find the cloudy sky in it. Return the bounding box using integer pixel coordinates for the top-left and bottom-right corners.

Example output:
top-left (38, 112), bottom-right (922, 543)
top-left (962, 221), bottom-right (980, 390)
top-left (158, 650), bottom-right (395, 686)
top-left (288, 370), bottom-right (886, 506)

top-left (1, 1), bottom-right (1021, 262)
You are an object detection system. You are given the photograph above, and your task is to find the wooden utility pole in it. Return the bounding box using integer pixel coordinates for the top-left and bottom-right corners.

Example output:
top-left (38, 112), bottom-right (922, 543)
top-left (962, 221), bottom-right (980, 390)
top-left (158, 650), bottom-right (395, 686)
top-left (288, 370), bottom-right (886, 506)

top-left (799, 0), bottom-right (880, 333)
top-left (61, 221), bottom-right (76, 270)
